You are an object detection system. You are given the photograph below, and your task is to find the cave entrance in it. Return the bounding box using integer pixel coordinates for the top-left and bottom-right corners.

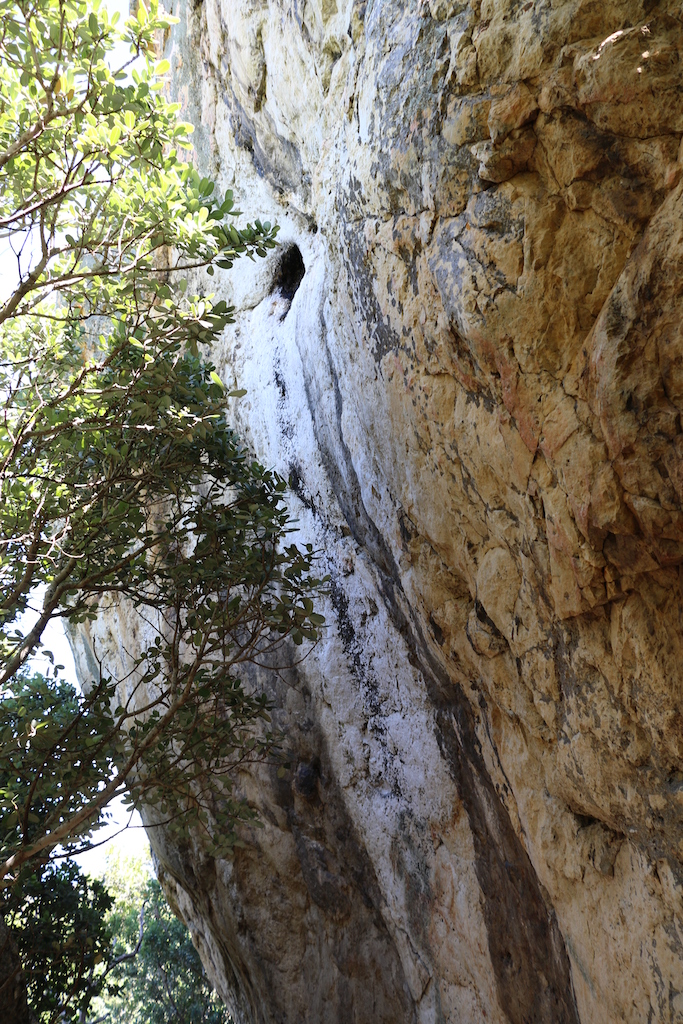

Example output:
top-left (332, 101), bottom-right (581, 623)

top-left (270, 243), bottom-right (305, 317)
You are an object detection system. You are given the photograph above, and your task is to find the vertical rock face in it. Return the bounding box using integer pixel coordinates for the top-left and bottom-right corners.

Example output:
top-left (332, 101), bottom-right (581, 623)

top-left (77, 1), bottom-right (683, 1021)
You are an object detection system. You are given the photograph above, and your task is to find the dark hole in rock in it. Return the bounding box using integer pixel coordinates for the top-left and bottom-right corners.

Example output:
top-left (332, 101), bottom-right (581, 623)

top-left (429, 613), bottom-right (445, 646)
top-left (294, 761), bottom-right (319, 799)
top-left (288, 464), bottom-right (301, 492)
top-left (574, 813), bottom-right (602, 830)
top-left (270, 244), bottom-right (305, 317)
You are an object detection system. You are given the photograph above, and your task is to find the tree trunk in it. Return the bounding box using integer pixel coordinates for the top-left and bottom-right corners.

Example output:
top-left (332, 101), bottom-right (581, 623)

top-left (0, 918), bottom-right (30, 1024)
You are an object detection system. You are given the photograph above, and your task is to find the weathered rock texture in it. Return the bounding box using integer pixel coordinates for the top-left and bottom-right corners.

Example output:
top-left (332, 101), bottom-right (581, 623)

top-left (75, 1), bottom-right (683, 1021)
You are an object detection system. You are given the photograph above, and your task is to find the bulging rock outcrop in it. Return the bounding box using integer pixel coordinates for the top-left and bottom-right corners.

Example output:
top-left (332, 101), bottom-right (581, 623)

top-left (74, 1), bottom-right (683, 1020)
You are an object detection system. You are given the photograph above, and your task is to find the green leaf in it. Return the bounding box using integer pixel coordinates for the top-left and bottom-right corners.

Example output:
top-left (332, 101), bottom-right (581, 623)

top-left (0, 0), bottom-right (315, 970)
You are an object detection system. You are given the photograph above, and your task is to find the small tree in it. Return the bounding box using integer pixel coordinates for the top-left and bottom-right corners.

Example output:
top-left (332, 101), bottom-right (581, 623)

top-left (1, 855), bottom-right (115, 1024)
top-left (1, 846), bottom-right (231, 1024)
top-left (0, 0), bottom-right (323, 998)
top-left (97, 850), bottom-right (229, 1024)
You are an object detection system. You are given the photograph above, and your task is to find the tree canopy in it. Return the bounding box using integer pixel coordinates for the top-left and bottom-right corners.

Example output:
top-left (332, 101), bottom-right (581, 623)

top-left (0, 0), bottom-right (323, 1018)
top-left (1, 854), bottom-right (115, 1023)
top-left (1, 845), bottom-right (232, 1024)
top-left (97, 849), bottom-right (230, 1024)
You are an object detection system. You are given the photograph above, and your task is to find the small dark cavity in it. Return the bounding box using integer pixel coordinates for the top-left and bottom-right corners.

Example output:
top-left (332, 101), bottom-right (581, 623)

top-left (270, 244), bottom-right (305, 318)
top-left (288, 464), bottom-right (301, 492)
top-left (429, 614), bottom-right (445, 646)
top-left (574, 813), bottom-right (601, 830)
top-left (294, 761), bottom-right (319, 799)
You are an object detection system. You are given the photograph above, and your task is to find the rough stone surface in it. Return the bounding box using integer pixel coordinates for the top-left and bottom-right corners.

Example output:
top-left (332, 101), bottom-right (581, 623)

top-left (73, 1), bottom-right (683, 1021)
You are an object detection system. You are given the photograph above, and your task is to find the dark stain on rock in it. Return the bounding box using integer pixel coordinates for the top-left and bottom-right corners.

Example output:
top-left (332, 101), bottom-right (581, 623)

top-left (224, 84), bottom-right (306, 198)
top-left (439, 684), bottom-right (580, 1024)
top-left (375, 561), bottom-right (581, 1022)
top-left (154, 653), bottom-right (417, 1024)
top-left (295, 283), bottom-right (581, 1020)
top-left (288, 462), bottom-right (317, 513)
top-left (292, 828), bottom-right (352, 921)
top-left (341, 210), bottom-right (402, 365)
top-left (428, 613), bottom-right (445, 646)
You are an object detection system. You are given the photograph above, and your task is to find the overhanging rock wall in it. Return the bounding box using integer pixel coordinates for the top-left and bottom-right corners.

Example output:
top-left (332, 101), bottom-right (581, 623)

top-left (76, 1), bottom-right (683, 1021)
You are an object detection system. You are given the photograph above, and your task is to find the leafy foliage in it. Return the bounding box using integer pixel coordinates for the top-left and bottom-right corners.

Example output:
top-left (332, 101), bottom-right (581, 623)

top-left (1, 848), bottom-right (230, 1024)
top-left (1, 858), bottom-right (114, 1023)
top-left (0, 0), bottom-right (324, 895)
top-left (0, 672), bottom-right (119, 865)
top-left (97, 851), bottom-right (229, 1024)
top-left (106, 878), bottom-right (228, 1024)
top-left (0, 0), bottom-right (275, 327)
top-left (0, 0), bottom-right (325, 1017)
top-left (0, 323), bottom-right (323, 877)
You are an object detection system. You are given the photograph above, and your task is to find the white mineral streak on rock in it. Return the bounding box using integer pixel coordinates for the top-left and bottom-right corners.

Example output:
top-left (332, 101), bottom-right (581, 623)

top-left (72, 1), bottom-right (683, 1021)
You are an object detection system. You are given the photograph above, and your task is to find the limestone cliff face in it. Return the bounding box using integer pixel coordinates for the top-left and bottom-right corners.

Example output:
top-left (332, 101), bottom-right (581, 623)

top-left (76, 1), bottom-right (683, 1021)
